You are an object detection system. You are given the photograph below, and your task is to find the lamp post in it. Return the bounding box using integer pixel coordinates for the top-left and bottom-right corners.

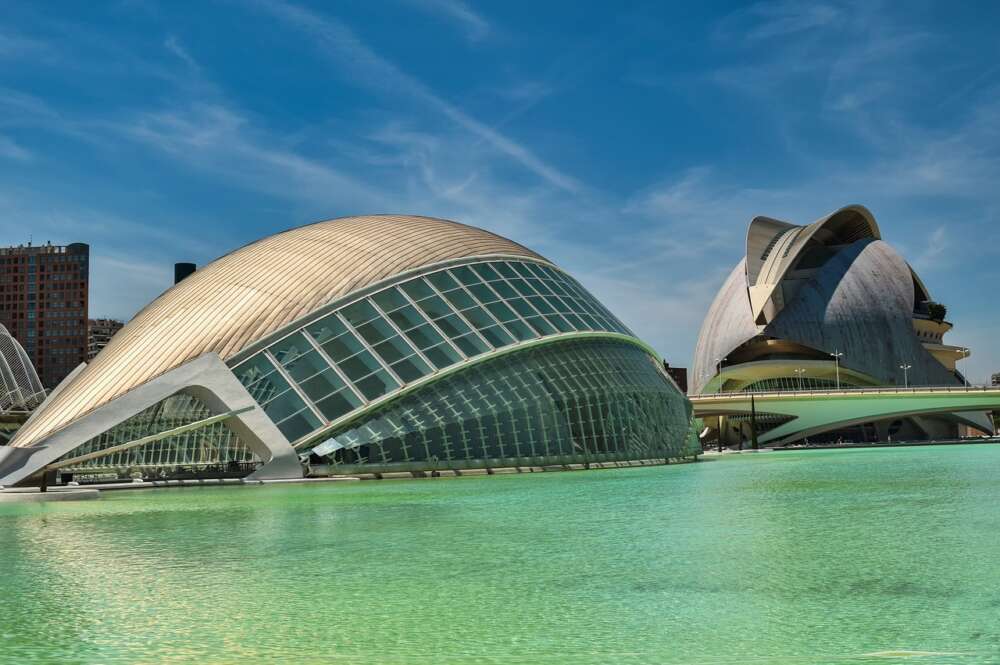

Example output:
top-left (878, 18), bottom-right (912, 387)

top-left (714, 357), bottom-right (727, 394)
top-left (793, 367), bottom-right (806, 391)
top-left (899, 363), bottom-right (912, 389)
top-left (830, 350), bottom-right (844, 390)
top-left (713, 358), bottom-right (727, 451)
top-left (957, 348), bottom-right (969, 389)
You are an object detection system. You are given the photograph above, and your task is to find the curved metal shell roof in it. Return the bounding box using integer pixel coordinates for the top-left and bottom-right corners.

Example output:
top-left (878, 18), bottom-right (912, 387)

top-left (746, 204), bottom-right (880, 323)
top-left (13, 215), bottom-right (545, 447)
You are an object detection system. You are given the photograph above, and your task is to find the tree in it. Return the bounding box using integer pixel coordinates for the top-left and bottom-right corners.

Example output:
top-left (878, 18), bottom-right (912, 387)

top-left (927, 301), bottom-right (947, 322)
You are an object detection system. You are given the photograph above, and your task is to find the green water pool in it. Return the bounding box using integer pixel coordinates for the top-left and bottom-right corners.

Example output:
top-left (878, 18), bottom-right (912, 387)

top-left (3, 445), bottom-right (1000, 664)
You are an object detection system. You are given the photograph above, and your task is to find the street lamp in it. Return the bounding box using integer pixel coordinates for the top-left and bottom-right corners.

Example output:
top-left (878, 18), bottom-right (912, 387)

top-left (793, 367), bottom-right (807, 391)
top-left (830, 350), bottom-right (844, 390)
top-left (714, 357), bottom-right (727, 394)
top-left (957, 348), bottom-right (969, 389)
top-left (899, 363), bottom-right (912, 389)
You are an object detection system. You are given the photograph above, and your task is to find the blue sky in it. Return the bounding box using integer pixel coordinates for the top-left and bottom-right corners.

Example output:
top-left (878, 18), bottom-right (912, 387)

top-left (2, 1), bottom-right (999, 381)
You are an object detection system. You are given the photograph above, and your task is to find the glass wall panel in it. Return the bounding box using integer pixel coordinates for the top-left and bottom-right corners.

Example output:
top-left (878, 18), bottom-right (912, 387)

top-left (54, 393), bottom-right (260, 480)
top-left (302, 339), bottom-right (693, 469)
top-left (231, 259), bottom-right (641, 445)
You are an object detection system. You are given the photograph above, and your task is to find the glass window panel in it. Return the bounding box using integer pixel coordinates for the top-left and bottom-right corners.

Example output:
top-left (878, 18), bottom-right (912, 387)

top-left (404, 323), bottom-right (445, 350)
top-left (471, 263), bottom-right (502, 282)
top-left (441, 288), bottom-right (476, 311)
top-left (508, 277), bottom-right (537, 297)
top-left (426, 271), bottom-right (460, 292)
top-left (391, 355), bottom-right (432, 383)
top-left (525, 315), bottom-right (557, 336)
top-left (400, 278), bottom-right (434, 301)
top-left (562, 312), bottom-right (589, 330)
top-left (523, 263), bottom-right (550, 280)
top-left (276, 409), bottom-right (322, 442)
top-left (315, 390), bottom-right (362, 422)
top-left (282, 348), bottom-right (331, 383)
top-left (263, 389), bottom-right (310, 423)
top-left (355, 370), bottom-right (399, 400)
top-left (529, 279), bottom-right (555, 296)
top-left (502, 318), bottom-right (537, 342)
top-left (341, 300), bottom-right (380, 327)
top-left (545, 279), bottom-right (572, 297)
top-left (414, 294), bottom-right (453, 320)
top-left (510, 262), bottom-right (535, 279)
top-left (460, 306), bottom-right (498, 329)
top-left (489, 280), bottom-right (517, 299)
top-left (452, 333), bottom-right (489, 357)
top-left (373, 335), bottom-right (417, 365)
top-left (306, 315), bottom-right (348, 344)
top-left (495, 262), bottom-right (518, 279)
top-left (485, 301), bottom-right (517, 323)
top-left (234, 354), bottom-right (278, 388)
top-left (355, 317), bottom-right (398, 346)
top-left (546, 313), bottom-right (575, 333)
top-left (300, 369), bottom-right (348, 401)
top-left (387, 304), bottom-right (426, 331)
top-left (527, 296), bottom-right (555, 315)
top-left (479, 325), bottom-right (514, 348)
top-left (451, 265), bottom-right (481, 286)
top-left (338, 350), bottom-right (383, 382)
top-left (321, 332), bottom-right (365, 363)
top-left (372, 287), bottom-right (409, 313)
top-left (467, 283), bottom-right (499, 304)
top-left (434, 313), bottom-right (472, 338)
top-left (422, 341), bottom-right (461, 369)
top-left (269, 332), bottom-right (312, 366)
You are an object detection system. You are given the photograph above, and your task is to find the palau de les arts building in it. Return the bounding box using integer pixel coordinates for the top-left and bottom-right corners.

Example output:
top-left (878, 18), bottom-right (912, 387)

top-left (693, 204), bottom-right (992, 445)
top-left (0, 216), bottom-right (696, 485)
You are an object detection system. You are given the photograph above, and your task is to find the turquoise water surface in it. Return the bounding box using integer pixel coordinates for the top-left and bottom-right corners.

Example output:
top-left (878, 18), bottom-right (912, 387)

top-left (3, 445), bottom-right (1000, 664)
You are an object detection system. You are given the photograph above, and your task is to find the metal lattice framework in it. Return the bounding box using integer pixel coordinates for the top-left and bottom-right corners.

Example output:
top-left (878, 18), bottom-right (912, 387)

top-left (0, 324), bottom-right (46, 412)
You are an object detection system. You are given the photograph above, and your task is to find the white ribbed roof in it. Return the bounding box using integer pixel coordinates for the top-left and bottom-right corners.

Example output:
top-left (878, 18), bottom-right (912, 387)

top-left (12, 215), bottom-right (544, 447)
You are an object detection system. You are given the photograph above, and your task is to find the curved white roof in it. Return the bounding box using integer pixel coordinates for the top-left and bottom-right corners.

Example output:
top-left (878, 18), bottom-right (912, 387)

top-left (13, 215), bottom-right (544, 447)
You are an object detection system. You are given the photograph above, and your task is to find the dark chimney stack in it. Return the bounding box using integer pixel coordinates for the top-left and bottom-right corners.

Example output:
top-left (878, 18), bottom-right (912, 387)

top-left (174, 262), bottom-right (196, 284)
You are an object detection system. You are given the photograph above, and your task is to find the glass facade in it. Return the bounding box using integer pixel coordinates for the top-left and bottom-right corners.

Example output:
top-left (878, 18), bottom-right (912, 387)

top-left (306, 339), bottom-right (694, 472)
top-left (54, 393), bottom-right (258, 477)
top-left (231, 259), bottom-right (635, 446)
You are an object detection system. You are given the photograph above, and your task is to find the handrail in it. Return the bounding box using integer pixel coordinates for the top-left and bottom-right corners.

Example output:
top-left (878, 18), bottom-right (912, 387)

top-left (690, 385), bottom-right (1000, 400)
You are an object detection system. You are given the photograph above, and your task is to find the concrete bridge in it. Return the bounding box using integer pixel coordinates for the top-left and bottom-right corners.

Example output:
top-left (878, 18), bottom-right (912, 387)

top-left (689, 386), bottom-right (1000, 446)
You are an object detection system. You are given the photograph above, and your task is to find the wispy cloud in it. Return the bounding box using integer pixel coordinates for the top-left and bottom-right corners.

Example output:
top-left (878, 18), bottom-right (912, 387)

top-left (0, 135), bottom-right (32, 161)
top-left (249, 0), bottom-right (581, 193)
top-left (402, 0), bottom-right (490, 42)
top-left (164, 35), bottom-right (199, 71)
top-left (123, 103), bottom-right (386, 212)
top-left (0, 29), bottom-right (50, 58)
top-left (715, 1), bottom-right (841, 43)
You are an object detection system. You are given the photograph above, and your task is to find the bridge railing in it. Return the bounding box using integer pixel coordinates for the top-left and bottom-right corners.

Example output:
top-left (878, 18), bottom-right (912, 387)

top-left (689, 385), bottom-right (1000, 400)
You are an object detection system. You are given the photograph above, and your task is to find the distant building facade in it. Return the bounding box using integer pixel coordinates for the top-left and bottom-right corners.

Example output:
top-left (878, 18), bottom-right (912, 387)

top-left (0, 242), bottom-right (89, 389)
top-left (992, 373), bottom-right (1000, 387)
top-left (663, 362), bottom-right (688, 394)
top-left (87, 318), bottom-right (124, 360)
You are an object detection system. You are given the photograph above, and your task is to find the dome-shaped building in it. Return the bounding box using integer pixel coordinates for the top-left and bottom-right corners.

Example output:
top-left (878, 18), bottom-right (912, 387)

top-left (693, 204), bottom-right (990, 445)
top-left (0, 215), bottom-right (694, 485)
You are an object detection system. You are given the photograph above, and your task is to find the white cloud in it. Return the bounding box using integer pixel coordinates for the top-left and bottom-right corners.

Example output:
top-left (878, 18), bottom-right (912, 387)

top-left (402, 0), bottom-right (490, 42)
top-left (250, 0), bottom-right (581, 193)
top-left (0, 135), bottom-right (32, 161)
